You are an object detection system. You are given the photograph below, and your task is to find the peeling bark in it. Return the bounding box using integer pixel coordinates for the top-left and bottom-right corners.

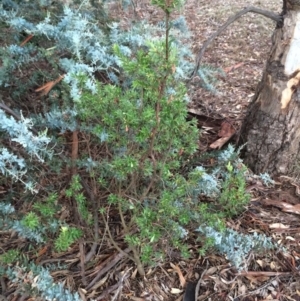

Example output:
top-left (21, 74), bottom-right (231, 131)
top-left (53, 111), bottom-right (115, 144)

top-left (240, 0), bottom-right (300, 176)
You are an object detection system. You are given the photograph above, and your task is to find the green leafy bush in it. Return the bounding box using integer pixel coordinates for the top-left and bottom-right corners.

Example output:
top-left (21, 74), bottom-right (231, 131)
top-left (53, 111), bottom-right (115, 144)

top-left (33, 192), bottom-right (58, 218)
top-left (77, 36), bottom-right (200, 272)
top-left (55, 226), bottom-right (82, 252)
top-left (219, 161), bottom-right (250, 217)
top-left (65, 175), bottom-right (92, 225)
top-left (21, 212), bottom-right (40, 230)
top-left (0, 249), bottom-right (20, 264)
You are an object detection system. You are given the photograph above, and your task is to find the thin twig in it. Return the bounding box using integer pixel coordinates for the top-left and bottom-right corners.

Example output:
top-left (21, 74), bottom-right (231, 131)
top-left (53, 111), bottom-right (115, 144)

top-left (234, 276), bottom-right (282, 299)
top-left (111, 268), bottom-right (132, 301)
top-left (0, 102), bottom-right (22, 121)
top-left (86, 247), bottom-right (131, 291)
top-left (80, 178), bottom-right (99, 263)
top-left (79, 239), bottom-right (87, 286)
top-left (101, 210), bottom-right (136, 263)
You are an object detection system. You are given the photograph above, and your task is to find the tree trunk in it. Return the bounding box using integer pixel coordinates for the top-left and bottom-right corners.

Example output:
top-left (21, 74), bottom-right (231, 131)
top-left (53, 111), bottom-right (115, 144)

top-left (240, 0), bottom-right (300, 176)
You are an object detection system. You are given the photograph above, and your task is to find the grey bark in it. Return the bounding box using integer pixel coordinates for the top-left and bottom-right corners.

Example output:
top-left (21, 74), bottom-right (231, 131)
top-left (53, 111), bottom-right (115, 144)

top-left (240, 0), bottom-right (300, 176)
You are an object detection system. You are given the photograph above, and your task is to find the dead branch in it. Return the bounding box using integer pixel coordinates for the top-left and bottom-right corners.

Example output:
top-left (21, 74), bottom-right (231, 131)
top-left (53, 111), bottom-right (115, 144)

top-left (191, 6), bottom-right (282, 78)
top-left (80, 178), bottom-right (100, 263)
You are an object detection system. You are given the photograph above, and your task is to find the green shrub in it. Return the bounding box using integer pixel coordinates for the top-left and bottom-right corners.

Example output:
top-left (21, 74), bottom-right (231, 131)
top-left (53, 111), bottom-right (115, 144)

top-left (0, 249), bottom-right (20, 264)
top-left (65, 175), bottom-right (92, 225)
top-left (55, 226), bottom-right (82, 252)
top-left (21, 212), bottom-right (40, 230)
top-left (78, 37), bottom-right (200, 272)
top-left (219, 161), bottom-right (251, 217)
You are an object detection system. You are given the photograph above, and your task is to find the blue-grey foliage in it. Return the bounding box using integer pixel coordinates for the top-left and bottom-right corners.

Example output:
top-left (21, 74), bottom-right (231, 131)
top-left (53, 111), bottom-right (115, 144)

top-left (0, 202), bottom-right (60, 243)
top-left (0, 4), bottom-right (209, 100)
top-left (11, 220), bottom-right (45, 243)
top-left (0, 201), bottom-right (15, 214)
top-left (35, 107), bottom-right (78, 132)
top-left (193, 166), bottom-right (220, 197)
top-left (259, 172), bottom-right (275, 186)
top-left (197, 226), bottom-right (276, 270)
top-left (0, 109), bottom-right (52, 161)
top-left (0, 108), bottom-right (52, 191)
top-left (0, 147), bottom-right (26, 178)
top-left (0, 44), bottom-right (40, 86)
top-left (191, 144), bottom-right (248, 198)
top-left (217, 143), bottom-right (243, 164)
top-left (5, 263), bottom-right (83, 301)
